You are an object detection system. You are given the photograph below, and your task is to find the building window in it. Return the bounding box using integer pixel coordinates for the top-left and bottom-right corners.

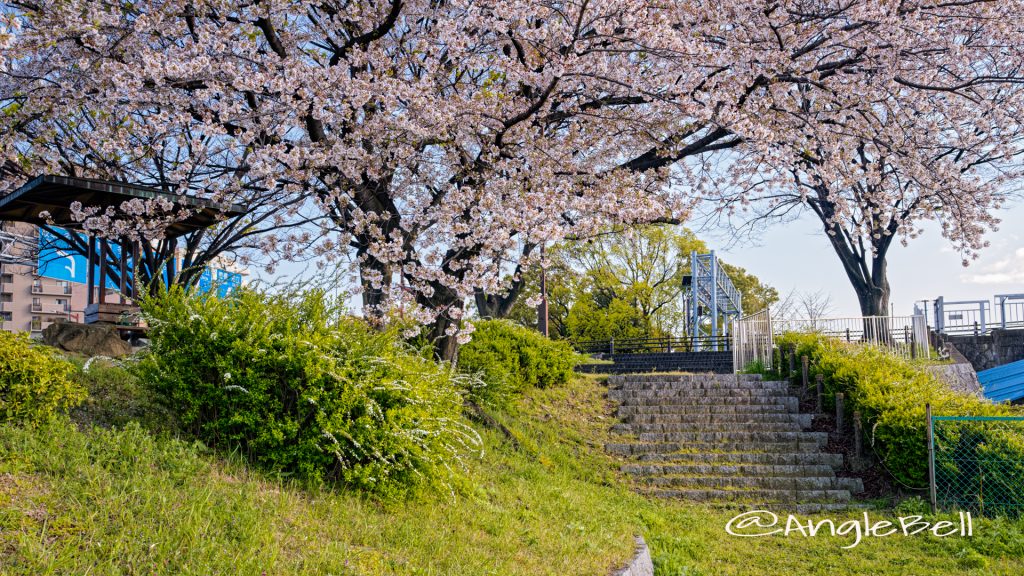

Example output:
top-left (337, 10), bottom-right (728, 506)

top-left (56, 298), bottom-right (69, 312)
top-left (0, 292), bottom-right (11, 303)
top-left (31, 297), bottom-right (41, 311)
top-left (30, 316), bottom-right (41, 331)
top-left (0, 312), bottom-right (11, 322)
top-left (0, 274), bottom-right (12, 284)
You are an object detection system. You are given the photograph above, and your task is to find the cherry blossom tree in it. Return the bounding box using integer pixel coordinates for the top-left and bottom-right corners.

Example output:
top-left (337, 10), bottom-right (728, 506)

top-left (702, 34), bottom-right (1024, 317)
top-left (3, 0), bottom-right (1023, 358)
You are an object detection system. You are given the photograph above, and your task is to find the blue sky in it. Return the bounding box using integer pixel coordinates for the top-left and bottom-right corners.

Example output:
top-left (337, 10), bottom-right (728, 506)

top-left (712, 202), bottom-right (1024, 318)
top-left (263, 201), bottom-right (1023, 321)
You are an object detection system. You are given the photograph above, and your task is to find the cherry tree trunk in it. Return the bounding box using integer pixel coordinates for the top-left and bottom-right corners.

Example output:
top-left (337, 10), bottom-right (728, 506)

top-left (416, 282), bottom-right (464, 363)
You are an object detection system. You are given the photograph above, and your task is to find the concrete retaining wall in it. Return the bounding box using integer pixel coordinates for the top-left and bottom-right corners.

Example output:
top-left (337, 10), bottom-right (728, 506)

top-left (577, 351), bottom-right (734, 374)
top-left (940, 329), bottom-right (1024, 372)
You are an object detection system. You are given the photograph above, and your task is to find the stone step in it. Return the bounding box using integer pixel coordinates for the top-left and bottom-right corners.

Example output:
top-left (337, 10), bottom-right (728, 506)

top-left (611, 381), bottom-right (791, 392)
top-left (606, 440), bottom-right (828, 455)
top-left (621, 463), bottom-right (838, 478)
top-left (609, 388), bottom-right (795, 400)
top-left (637, 475), bottom-right (863, 493)
top-left (643, 488), bottom-right (853, 503)
top-left (635, 451), bottom-right (845, 469)
top-left (635, 431), bottom-right (829, 446)
top-left (616, 404), bottom-right (795, 417)
top-left (605, 370), bottom-right (853, 508)
top-left (624, 413), bottom-right (812, 427)
top-left (783, 502), bottom-right (870, 514)
top-left (618, 397), bottom-right (800, 410)
top-left (608, 374), bottom-right (767, 384)
top-left (613, 422), bottom-right (804, 434)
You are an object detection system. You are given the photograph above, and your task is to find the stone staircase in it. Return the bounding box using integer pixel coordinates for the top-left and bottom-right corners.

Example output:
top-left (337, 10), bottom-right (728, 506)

top-left (606, 373), bottom-right (862, 512)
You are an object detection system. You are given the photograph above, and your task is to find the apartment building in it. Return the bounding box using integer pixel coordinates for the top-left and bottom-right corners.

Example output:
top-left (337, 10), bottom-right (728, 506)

top-left (0, 263), bottom-right (84, 335)
top-left (0, 221), bottom-right (93, 336)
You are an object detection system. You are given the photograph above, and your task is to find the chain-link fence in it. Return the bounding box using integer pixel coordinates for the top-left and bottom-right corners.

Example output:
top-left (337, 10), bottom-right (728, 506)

top-left (930, 415), bottom-right (1024, 517)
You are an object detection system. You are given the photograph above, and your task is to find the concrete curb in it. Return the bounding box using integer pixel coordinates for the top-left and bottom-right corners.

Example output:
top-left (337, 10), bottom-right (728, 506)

top-left (611, 536), bottom-right (654, 576)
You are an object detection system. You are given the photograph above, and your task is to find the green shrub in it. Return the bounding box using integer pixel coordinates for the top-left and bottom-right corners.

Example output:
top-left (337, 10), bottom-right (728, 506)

top-left (935, 420), bottom-right (1024, 517)
top-left (0, 330), bottom-right (83, 426)
top-left (777, 333), bottom-right (1020, 489)
top-left (457, 319), bottom-right (579, 405)
top-left (70, 358), bottom-right (174, 432)
top-left (134, 287), bottom-right (479, 496)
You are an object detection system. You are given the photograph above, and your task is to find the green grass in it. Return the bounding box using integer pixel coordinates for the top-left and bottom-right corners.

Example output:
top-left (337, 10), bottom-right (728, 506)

top-left (2, 371), bottom-right (1024, 575)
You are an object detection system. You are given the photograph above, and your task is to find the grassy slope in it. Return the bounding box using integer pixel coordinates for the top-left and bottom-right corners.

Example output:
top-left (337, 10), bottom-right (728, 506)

top-left (1, 373), bottom-right (1023, 575)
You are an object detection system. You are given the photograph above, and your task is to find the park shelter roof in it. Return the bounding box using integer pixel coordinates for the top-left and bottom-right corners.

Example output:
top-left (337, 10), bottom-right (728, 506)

top-left (0, 175), bottom-right (245, 238)
top-left (979, 358), bottom-right (1024, 404)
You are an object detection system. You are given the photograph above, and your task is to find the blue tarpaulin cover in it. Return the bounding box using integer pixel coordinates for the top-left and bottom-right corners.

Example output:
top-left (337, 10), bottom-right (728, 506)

top-left (978, 358), bottom-right (1024, 403)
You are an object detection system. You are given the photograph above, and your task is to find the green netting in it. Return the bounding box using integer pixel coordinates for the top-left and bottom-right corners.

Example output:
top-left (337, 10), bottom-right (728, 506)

top-left (932, 416), bottom-right (1024, 517)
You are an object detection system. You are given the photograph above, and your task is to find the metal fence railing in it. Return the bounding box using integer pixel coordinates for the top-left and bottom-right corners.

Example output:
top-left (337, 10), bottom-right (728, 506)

top-left (772, 315), bottom-right (930, 361)
top-left (929, 414), bottom-right (1024, 517)
top-left (732, 313), bottom-right (929, 373)
top-left (934, 294), bottom-right (1024, 335)
top-left (732, 308), bottom-right (773, 372)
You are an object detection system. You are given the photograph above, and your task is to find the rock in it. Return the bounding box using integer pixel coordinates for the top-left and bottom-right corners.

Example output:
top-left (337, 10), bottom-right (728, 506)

top-left (42, 320), bottom-right (133, 358)
top-left (926, 362), bottom-right (983, 397)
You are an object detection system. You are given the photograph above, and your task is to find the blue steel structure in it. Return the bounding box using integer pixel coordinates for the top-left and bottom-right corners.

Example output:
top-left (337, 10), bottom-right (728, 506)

top-left (38, 227), bottom-right (242, 296)
top-left (686, 251), bottom-right (743, 351)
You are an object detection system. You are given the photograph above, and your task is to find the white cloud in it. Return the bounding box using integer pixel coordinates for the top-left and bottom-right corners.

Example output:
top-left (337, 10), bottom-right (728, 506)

top-left (962, 246), bottom-right (1024, 285)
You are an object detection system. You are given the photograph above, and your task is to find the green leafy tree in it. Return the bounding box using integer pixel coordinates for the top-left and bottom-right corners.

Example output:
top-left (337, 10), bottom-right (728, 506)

top-left (492, 225), bottom-right (778, 340)
top-left (565, 298), bottom-right (656, 342)
top-left (719, 263), bottom-right (780, 316)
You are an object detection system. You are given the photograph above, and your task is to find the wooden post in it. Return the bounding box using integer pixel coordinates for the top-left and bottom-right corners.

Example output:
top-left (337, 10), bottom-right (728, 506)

top-left (835, 392), bottom-right (845, 434)
top-left (816, 374), bottom-right (824, 413)
top-left (86, 235), bottom-right (96, 307)
top-left (926, 403), bottom-right (938, 513)
top-left (853, 410), bottom-right (863, 459)
top-left (98, 238), bottom-right (109, 305)
top-left (118, 237), bottom-right (128, 304)
top-left (131, 240), bottom-right (140, 300)
top-left (788, 347), bottom-right (796, 377)
top-left (801, 355), bottom-right (809, 395)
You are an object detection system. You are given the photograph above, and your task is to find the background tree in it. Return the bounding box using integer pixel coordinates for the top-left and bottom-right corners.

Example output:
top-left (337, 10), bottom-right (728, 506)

top-left (773, 289), bottom-right (835, 323)
top-left (502, 225), bottom-right (777, 341)
top-left (700, 10), bottom-right (1024, 317)
top-left (718, 263), bottom-right (779, 318)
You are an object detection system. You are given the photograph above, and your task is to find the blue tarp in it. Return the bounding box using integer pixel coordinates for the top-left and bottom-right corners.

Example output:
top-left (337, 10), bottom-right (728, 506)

top-left (978, 358), bottom-right (1024, 403)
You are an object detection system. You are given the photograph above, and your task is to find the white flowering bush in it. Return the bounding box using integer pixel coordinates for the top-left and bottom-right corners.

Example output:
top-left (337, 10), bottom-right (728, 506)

top-left (134, 287), bottom-right (479, 496)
